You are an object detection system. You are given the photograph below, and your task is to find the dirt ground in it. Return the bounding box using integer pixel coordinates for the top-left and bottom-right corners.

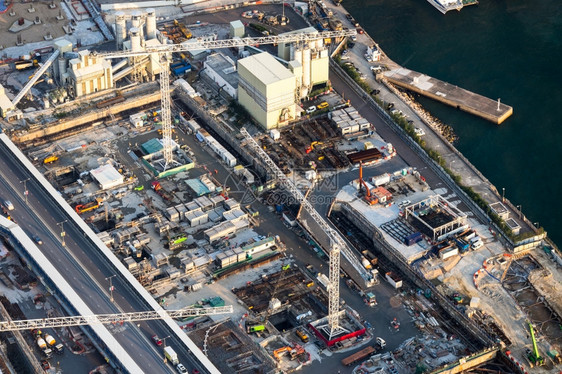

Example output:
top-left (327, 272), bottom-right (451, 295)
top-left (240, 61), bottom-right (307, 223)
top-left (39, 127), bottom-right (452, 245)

top-left (0, 0), bottom-right (69, 48)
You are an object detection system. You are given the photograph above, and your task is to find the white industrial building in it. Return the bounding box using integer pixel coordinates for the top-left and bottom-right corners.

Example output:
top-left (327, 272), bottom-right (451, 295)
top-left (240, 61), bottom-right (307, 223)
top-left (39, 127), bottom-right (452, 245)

top-left (90, 164), bottom-right (124, 190)
top-left (202, 53), bottom-right (238, 98)
top-left (278, 27), bottom-right (330, 99)
top-left (230, 20), bottom-right (244, 38)
top-left (0, 84), bottom-right (15, 119)
top-left (237, 52), bottom-right (297, 130)
top-left (67, 50), bottom-right (114, 97)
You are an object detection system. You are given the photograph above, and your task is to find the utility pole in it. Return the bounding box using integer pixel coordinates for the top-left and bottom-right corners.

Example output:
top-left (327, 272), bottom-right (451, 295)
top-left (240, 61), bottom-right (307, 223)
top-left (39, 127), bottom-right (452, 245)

top-left (106, 275), bottom-right (116, 303)
top-left (20, 178), bottom-right (30, 204)
top-left (56, 220), bottom-right (67, 246)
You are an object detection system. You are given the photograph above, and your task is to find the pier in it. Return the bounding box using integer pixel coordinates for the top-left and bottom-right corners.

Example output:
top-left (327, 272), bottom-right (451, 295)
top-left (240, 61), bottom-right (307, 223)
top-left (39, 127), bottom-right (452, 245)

top-left (383, 67), bottom-right (513, 124)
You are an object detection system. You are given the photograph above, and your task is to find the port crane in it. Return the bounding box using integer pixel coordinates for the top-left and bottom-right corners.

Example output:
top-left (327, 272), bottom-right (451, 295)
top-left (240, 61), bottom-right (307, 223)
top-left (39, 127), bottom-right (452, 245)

top-left (92, 29), bottom-right (355, 171)
top-left (240, 127), bottom-right (374, 340)
top-left (0, 305), bottom-right (233, 332)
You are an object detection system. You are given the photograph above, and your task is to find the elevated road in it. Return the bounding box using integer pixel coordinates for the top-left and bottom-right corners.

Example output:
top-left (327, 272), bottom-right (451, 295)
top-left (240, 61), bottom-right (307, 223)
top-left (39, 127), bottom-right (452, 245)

top-left (0, 135), bottom-right (218, 373)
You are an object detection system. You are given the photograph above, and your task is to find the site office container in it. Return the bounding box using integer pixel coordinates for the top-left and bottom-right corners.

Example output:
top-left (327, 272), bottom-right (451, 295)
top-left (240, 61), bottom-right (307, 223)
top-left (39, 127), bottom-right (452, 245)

top-left (404, 232), bottom-right (423, 246)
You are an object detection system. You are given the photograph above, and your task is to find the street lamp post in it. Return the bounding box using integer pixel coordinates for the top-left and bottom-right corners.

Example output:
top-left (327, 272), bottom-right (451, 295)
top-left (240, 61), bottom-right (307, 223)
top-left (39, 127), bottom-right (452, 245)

top-left (517, 205), bottom-right (522, 219)
top-left (162, 335), bottom-right (171, 347)
top-left (106, 275), bottom-right (116, 303)
top-left (56, 220), bottom-right (67, 246)
top-left (502, 187), bottom-right (505, 203)
top-left (20, 178), bottom-right (30, 204)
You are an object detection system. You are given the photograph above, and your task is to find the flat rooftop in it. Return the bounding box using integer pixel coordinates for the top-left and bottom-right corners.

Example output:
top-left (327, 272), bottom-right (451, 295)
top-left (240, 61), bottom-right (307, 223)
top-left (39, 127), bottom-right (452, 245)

top-left (384, 67), bottom-right (513, 124)
top-left (336, 184), bottom-right (433, 264)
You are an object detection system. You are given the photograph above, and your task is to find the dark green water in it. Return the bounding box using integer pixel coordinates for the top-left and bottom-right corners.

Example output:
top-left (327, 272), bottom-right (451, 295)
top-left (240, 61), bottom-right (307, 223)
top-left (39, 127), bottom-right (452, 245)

top-left (344, 0), bottom-right (562, 246)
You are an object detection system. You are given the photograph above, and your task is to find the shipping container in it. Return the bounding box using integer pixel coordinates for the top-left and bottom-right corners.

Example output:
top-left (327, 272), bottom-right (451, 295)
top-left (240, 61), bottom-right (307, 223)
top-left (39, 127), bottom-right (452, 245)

top-left (404, 232), bottom-right (423, 246)
top-left (371, 173), bottom-right (390, 186)
top-left (439, 247), bottom-right (458, 260)
top-left (385, 272), bottom-right (402, 289)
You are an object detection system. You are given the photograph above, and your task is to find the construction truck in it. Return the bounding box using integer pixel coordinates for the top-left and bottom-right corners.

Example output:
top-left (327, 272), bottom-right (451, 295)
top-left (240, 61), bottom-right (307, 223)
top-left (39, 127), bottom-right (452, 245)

top-left (273, 346), bottom-right (304, 361)
top-left (43, 155), bottom-right (59, 164)
top-left (36, 337), bottom-right (53, 357)
top-left (151, 181), bottom-right (173, 201)
top-left (75, 198), bottom-right (103, 214)
top-left (164, 346), bottom-right (179, 365)
top-left (44, 334), bottom-right (56, 346)
top-left (364, 292), bottom-right (377, 307)
top-left (527, 322), bottom-right (544, 367)
top-left (173, 19), bottom-right (192, 39)
top-left (246, 324), bottom-right (265, 334)
top-left (341, 346), bottom-right (375, 366)
top-left (295, 328), bottom-right (309, 343)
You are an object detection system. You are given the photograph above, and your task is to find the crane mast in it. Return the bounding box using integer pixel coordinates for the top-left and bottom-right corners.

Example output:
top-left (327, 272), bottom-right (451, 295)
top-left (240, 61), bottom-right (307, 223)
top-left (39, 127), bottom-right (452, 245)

top-left (239, 128), bottom-right (371, 339)
top-left (0, 305), bottom-right (233, 332)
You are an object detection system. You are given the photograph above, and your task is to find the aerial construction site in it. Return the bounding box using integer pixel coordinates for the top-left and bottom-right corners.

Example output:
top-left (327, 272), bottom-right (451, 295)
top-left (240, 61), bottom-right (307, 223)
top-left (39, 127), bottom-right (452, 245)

top-left (0, 1), bottom-right (560, 374)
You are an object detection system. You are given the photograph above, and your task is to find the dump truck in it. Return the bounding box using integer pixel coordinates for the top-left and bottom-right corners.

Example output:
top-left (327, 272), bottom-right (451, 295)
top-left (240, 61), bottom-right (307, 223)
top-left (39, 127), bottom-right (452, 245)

top-left (361, 250), bottom-right (378, 266)
top-left (246, 324), bottom-right (265, 334)
top-left (342, 346), bottom-right (375, 366)
top-left (163, 346), bottom-right (179, 365)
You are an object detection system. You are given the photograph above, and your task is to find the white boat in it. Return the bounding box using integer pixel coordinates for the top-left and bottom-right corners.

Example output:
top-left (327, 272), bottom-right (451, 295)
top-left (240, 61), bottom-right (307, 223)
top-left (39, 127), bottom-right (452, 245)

top-left (427, 0), bottom-right (464, 14)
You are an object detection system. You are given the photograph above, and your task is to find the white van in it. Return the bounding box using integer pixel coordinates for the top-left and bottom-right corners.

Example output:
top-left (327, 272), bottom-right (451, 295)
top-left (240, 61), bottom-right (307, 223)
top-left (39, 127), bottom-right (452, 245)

top-left (471, 240), bottom-right (484, 250)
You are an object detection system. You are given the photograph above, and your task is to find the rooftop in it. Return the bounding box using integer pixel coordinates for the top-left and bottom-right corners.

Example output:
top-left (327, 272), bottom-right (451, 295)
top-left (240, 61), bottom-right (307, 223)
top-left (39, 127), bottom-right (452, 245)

top-left (238, 52), bottom-right (294, 85)
top-left (204, 52), bottom-right (239, 89)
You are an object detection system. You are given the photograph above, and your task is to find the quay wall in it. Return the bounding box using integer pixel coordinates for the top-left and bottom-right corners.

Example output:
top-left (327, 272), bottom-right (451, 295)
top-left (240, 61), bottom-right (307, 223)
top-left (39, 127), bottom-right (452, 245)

top-left (384, 76), bottom-right (513, 124)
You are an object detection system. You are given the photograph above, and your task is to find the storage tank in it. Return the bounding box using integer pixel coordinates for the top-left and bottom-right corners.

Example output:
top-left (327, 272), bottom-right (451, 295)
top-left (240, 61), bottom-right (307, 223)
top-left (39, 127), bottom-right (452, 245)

top-left (44, 334), bottom-right (56, 346)
top-left (129, 27), bottom-right (141, 52)
top-left (315, 38), bottom-right (323, 50)
top-left (115, 11), bottom-right (126, 49)
top-left (131, 10), bottom-right (143, 37)
top-left (57, 57), bottom-right (67, 83)
top-left (145, 8), bottom-right (156, 39)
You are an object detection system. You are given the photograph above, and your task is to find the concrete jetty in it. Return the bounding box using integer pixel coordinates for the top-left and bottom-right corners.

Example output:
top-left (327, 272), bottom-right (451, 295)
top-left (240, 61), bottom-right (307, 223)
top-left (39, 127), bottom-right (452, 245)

top-left (383, 67), bottom-right (513, 124)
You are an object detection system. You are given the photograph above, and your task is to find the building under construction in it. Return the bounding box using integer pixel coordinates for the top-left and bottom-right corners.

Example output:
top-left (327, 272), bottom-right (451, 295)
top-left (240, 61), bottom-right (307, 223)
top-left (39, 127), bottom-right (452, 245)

top-left (403, 195), bottom-right (468, 242)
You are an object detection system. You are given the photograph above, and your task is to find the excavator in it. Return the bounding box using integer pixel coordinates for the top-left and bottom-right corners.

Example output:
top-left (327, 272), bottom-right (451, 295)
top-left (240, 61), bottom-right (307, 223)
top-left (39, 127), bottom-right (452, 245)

top-left (359, 162), bottom-right (377, 205)
top-left (273, 345), bottom-right (305, 361)
top-left (527, 322), bottom-right (544, 367)
top-left (305, 141), bottom-right (323, 154)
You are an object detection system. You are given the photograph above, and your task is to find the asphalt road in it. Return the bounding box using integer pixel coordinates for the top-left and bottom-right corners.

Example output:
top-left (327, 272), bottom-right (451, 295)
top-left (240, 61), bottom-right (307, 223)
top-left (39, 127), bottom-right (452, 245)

top-left (0, 141), bottom-right (204, 374)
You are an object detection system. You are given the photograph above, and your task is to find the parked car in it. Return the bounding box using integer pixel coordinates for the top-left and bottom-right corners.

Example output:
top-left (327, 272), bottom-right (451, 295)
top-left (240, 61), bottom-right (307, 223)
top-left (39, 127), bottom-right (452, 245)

top-left (306, 106), bottom-right (317, 114)
top-left (356, 28), bottom-right (364, 34)
top-left (41, 360), bottom-right (50, 370)
top-left (317, 102), bottom-right (329, 110)
top-left (414, 128), bottom-right (426, 136)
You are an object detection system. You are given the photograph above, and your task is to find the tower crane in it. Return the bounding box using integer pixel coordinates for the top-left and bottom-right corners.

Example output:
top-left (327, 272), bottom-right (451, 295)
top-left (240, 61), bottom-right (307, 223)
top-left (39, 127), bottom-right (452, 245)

top-left (0, 305), bottom-right (233, 332)
top-left (92, 29), bottom-right (355, 171)
top-left (239, 127), bottom-right (373, 340)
